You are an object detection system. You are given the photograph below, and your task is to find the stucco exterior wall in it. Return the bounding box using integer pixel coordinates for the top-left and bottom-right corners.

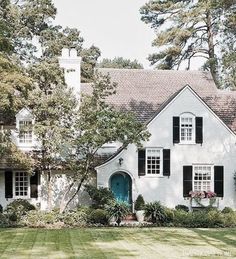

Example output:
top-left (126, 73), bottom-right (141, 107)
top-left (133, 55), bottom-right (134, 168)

top-left (96, 88), bottom-right (236, 209)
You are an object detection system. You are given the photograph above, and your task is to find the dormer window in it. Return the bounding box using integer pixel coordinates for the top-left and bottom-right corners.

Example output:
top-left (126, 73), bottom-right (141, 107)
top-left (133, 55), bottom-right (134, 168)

top-left (180, 114), bottom-right (195, 143)
top-left (19, 120), bottom-right (33, 144)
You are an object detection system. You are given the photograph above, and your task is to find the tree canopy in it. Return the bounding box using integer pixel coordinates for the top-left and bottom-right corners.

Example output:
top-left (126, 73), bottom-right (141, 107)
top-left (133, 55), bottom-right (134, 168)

top-left (140, 0), bottom-right (235, 88)
top-left (98, 57), bottom-right (143, 69)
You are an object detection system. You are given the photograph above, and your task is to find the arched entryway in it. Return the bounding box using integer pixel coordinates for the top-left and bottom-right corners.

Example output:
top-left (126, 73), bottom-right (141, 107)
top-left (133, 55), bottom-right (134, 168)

top-left (110, 172), bottom-right (132, 205)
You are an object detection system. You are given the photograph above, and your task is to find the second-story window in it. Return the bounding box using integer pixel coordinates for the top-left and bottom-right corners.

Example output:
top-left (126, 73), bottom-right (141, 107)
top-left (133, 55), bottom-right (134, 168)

top-left (180, 113), bottom-right (195, 143)
top-left (19, 120), bottom-right (33, 144)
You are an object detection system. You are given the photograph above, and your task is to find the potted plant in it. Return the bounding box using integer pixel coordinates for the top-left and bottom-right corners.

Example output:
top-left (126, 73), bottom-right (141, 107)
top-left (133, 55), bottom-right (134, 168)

top-left (134, 194), bottom-right (145, 222)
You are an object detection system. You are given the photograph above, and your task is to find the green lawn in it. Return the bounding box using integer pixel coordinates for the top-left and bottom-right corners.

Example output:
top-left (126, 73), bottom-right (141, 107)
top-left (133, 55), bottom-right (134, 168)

top-left (0, 228), bottom-right (235, 258)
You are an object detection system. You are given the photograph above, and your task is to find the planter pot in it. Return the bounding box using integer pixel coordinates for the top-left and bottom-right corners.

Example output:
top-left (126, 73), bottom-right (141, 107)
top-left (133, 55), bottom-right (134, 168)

top-left (136, 210), bottom-right (145, 222)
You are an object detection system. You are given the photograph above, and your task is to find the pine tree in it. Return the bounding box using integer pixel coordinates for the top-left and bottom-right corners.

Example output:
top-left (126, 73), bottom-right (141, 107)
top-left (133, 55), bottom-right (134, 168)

top-left (140, 0), bottom-right (234, 87)
top-left (98, 57), bottom-right (143, 69)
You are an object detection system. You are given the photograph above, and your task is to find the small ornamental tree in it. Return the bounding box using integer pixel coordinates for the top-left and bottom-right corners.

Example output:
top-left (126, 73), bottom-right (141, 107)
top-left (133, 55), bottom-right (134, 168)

top-left (134, 195), bottom-right (145, 211)
top-left (59, 72), bottom-right (150, 212)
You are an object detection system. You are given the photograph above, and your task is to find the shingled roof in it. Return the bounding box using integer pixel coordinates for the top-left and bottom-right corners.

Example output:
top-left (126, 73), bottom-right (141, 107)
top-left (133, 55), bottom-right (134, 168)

top-left (81, 68), bottom-right (236, 134)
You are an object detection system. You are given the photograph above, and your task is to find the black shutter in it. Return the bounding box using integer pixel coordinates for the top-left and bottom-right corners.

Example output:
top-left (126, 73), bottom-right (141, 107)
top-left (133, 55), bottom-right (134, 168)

top-left (195, 117), bottom-right (203, 144)
top-left (163, 149), bottom-right (170, 176)
top-left (173, 117), bottom-right (180, 143)
top-left (5, 171), bottom-right (13, 198)
top-left (183, 166), bottom-right (192, 197)
top-left (214, 166), bottom-right (224, 197)
top-left (138, 149), bottom-right (146, 176)
top-left (30, 171), bottom-right (39, 198)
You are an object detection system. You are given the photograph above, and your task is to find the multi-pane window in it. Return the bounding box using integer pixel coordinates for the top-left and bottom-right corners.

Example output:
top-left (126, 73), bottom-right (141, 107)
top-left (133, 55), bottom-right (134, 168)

top-left (146, 149), bottom-right (161, 175)
top-left (193, 165), bottom-right (213, 192)
top-left (15, 172), bottom-right (29, 197)
top-left (180, 116), bottom-right (194, 142)
top-left (19, 120), bottom-right (32, 143)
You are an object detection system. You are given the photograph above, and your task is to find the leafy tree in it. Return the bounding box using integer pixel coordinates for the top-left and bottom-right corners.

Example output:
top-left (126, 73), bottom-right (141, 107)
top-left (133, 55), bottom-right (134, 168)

top-left (0, 54), bottom-right (32, 124)
top-left (59, 72), bottom-right (150, 212)
top-left (221, 2), bottom-right (236, 89)
top-left (0, 130), bottom-right (34, 172)
top-left (39, 26), bottom-right (101, 82)
top-left (28, 59), bottom-right (78, 210)
top-left (98, 57), bottom-right (143, 69)
top-left (140, 0), bottom-right (234, 87)
top-left (1, 0), bottom-right (100, 81)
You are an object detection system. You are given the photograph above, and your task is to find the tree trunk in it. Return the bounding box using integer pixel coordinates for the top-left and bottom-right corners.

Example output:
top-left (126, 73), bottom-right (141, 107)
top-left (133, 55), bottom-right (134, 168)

top-left (61, 176), bottom-right (86, 213)
top-left (47, 170), bottom-right (53, 211)
top-left (206, 10), bottom-right (219, 87)
top-left (59, 181), bottom-right (75, 213)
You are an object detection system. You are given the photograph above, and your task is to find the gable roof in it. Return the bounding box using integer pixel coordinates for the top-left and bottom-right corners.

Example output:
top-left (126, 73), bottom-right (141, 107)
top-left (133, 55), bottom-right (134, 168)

top-left (81, 68), bottom-right (236, 133)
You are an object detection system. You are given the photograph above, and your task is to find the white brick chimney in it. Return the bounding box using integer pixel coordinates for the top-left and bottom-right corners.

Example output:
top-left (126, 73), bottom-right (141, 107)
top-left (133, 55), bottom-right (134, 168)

top-left (58, 48), bottom-right (82, 99)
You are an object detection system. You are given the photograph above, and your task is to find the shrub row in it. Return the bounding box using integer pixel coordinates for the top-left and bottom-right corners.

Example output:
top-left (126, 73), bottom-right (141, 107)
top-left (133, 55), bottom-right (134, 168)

top-left (1, 197), bottom-right (236, 228)
top-left (143, 202), bottom-right (236, 228)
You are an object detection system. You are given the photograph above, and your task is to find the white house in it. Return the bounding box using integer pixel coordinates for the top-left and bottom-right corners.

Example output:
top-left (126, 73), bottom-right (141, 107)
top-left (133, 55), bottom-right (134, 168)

top-left (1, 49), bottom-right (236, 211)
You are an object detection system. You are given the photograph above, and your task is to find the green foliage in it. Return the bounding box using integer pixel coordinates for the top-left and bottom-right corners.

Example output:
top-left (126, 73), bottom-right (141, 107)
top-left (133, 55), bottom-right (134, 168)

top-left (175, 204), bottom-right (189, 212)
top-left (98, 57), bottom-right (143, 69)
top-left (134, 195), bottom-right (145, 211)
top-left (140, 0), bottom-right (235, 87)
top-left (5, 199), bottom-right (36, 223)
top-left (0, 132), bottom-right (34, 171)
top-left (21, 209), bottom-right (87, 228)
top-left (221, 207), bottom-right (234, 214)
top-left (173, 210), bottom-right (225, 228)
top-left (85, 185), bottom-right (115, 209)
top-left (60, 72), bottom-right (150, 212)
top-left (105, 201), bottom-right (130, 226)
top-left (144, 201), bottom-right (167, 224)
top-left (88, 209), bottom-right (109, 225)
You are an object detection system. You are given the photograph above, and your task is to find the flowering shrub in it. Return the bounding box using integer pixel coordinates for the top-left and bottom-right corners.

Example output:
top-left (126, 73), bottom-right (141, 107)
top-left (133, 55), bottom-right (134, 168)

top-left (189, 191), bottom-right (216, 199)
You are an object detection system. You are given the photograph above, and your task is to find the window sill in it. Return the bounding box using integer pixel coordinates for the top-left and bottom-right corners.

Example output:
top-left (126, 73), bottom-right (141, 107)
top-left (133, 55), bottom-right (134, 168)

top-left (143, 175), bottom-right (165, 178)
top-left (178, 142), bottom-right (196, 145)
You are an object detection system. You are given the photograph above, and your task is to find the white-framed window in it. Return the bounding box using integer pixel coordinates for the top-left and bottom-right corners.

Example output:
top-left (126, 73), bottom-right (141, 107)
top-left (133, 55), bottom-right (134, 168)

top-left (14, 172), bottom-right (30, 198)
top-left (146, 148), bottom-right (163, 175)
top-left (19, 120), bottom-right (33, 144)
top-left (180, 113), bottom-right (195, 143)
top-left (193, 165), bottom-right (213, 192)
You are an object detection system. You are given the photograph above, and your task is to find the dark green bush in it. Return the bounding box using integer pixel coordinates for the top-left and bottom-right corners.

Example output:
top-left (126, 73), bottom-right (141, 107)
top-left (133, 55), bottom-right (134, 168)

top-left (175, 204), bottom-right (189, 212)
top-left (0, 204), bottom-right (3, 213)
top-left (144, 202), bottom-right (167, 224)
top-left (0, 213), bottom-right (9, 227)
top-left (173, 210), bottom-right (225, 228)
top-left (85, 185), bottom-right (115, 209)
top-left (221, 207), bottom-right (234, 214)
top-left (89, 209), bottom-right (109, 225)
top-left (222, 212), bottom-right (236, 227)
top-left (5, 199), bottom-right (36, 222)
top-left (134, 195), bottom-right (145, 211)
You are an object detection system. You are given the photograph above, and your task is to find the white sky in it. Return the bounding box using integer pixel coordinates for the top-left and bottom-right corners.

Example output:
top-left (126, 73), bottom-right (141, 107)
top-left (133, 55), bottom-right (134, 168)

top-left (52, 0), bottom-right (155, 69)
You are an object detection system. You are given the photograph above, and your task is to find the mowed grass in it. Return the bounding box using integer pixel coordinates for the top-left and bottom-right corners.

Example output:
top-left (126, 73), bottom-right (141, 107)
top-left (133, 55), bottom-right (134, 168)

top-left (0, 228), bottom-right (235, 258)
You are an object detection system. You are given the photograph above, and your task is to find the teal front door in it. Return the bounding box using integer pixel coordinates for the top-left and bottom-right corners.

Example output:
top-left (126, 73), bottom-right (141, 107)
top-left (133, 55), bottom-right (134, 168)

top-left (110, 173), bottom-right (132, 204)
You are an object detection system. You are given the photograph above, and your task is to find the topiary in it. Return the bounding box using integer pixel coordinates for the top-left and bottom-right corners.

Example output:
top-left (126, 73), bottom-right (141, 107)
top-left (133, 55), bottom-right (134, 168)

top-left (134, 195), bottom-right (145, 211)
